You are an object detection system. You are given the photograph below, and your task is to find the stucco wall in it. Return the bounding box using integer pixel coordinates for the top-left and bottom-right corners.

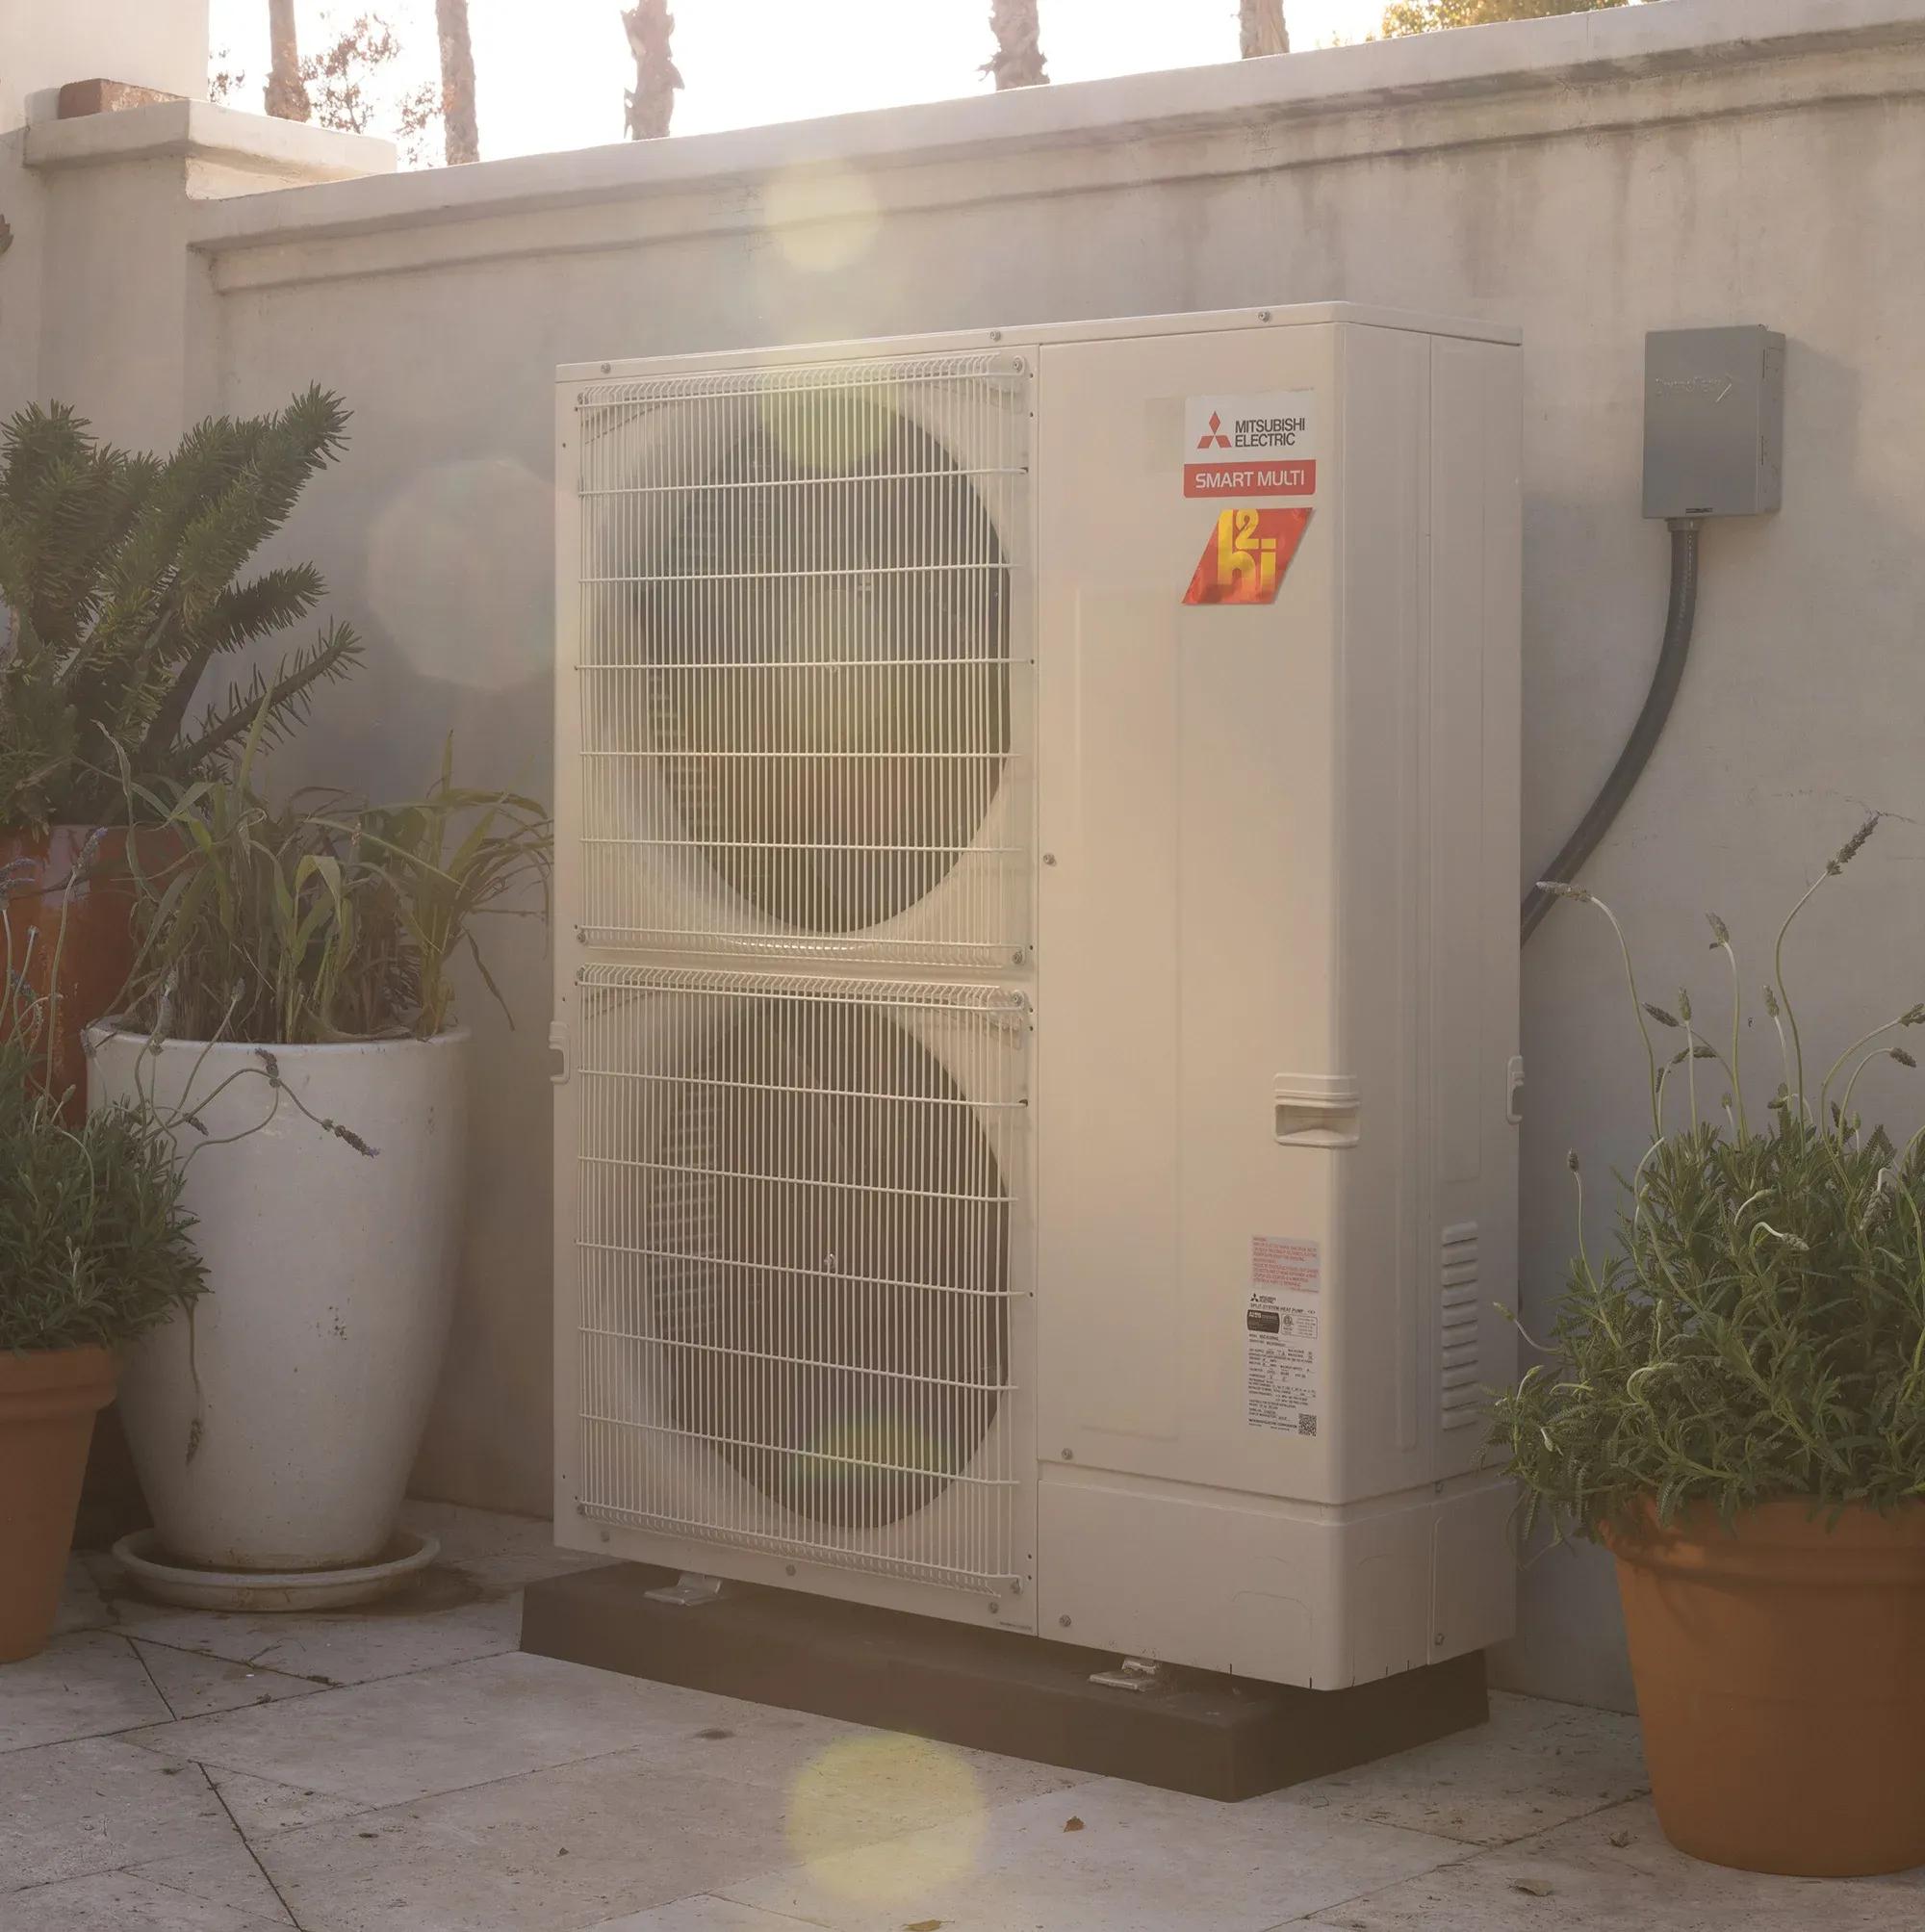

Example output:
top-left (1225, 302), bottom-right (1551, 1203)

top-left (14, 0), bottom-right (1925, 1711)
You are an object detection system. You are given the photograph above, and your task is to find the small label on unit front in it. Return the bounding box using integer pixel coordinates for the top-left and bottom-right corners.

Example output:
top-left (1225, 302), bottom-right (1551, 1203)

top-left (1246, 1236), bottom-right (1322, 1436)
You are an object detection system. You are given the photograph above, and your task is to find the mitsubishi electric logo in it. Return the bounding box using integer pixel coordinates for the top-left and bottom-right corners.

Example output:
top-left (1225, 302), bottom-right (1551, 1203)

top-left (1183, 390), bottom-right (1319, 501)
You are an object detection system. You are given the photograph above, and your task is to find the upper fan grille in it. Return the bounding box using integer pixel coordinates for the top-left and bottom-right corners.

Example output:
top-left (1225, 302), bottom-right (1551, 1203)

top-left (573, 355), bottom-right (1031, 966)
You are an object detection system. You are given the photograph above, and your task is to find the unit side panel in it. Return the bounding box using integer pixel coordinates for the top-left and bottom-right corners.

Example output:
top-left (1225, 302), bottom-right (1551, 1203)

top-left (1431, 336), bottom-right (1524, 1485)
top-left (1330, 323), bottom-right (1429, 1506)
top-left (1034, 324), bottom-right (1346, 1501)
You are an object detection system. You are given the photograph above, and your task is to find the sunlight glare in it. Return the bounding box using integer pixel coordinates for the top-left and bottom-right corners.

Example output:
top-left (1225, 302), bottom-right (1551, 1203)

top-left (786, 1733), bottom-right (986, 1895)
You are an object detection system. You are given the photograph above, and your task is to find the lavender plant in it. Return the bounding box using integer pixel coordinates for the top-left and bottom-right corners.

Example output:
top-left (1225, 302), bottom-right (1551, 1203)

top-left (1492, 814), bottom-right (1925, 1538)
top-left (0, 894), bottom-right (204, 1354)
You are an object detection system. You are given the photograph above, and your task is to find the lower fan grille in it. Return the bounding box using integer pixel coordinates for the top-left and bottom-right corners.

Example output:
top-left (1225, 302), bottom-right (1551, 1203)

top-left (574, 965), bottom-right (1028, 1591)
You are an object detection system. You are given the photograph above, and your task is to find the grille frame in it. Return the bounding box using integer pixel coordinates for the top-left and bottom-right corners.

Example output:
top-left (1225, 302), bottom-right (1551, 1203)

top-left (568, 964), bottom-right (1035, 1597)
top-left (569, 353), bottom-right (1035, 970)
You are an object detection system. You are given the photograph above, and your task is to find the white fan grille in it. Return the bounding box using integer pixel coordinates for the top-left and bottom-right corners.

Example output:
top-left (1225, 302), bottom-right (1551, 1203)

top-left (574, 964), bottom-right (1028, 1591)
top-left (572, 354), bottom-right (1031, 967)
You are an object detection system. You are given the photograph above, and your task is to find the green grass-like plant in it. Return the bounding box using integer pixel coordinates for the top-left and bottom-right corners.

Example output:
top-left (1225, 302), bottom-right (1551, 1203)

top-left (1492, 814), bottom-right (1925, 1538)
top-left (116, 719), bottom-right (551, 1046)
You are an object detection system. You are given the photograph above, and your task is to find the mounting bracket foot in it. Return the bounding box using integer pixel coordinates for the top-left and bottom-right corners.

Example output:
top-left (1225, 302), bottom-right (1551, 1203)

top-left (1089, 1656), bottom-right (1174, 1694)
top-left (644, 1571), bottom-right (727, 1608)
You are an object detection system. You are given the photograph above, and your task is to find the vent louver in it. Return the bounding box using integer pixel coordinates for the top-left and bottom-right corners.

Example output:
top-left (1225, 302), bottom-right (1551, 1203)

top-left (1440, 1222), bottom-right (1481, 1430)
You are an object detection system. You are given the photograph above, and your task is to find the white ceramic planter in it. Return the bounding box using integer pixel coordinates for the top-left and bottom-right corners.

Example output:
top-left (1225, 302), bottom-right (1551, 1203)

top-left (86, 1026), bottom-right (470, 1573)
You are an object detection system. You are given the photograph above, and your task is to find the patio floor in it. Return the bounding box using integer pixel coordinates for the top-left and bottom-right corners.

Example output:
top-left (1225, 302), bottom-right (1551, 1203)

top-left (4, 1506), bottom-right (1922, 1931)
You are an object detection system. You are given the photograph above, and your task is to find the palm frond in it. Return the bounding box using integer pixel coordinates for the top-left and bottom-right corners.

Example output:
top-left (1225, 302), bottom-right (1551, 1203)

top-left (0, 390), bottom-right (356, 830)
top-left (175, 620), bottom-right (364, 774)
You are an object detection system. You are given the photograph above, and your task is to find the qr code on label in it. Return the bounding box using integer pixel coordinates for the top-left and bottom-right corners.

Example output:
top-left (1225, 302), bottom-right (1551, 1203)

top-left (1297, 1413), bottom-right (1318, 1438)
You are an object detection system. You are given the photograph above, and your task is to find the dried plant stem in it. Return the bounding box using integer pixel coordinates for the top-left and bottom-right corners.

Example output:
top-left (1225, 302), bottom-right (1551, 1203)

top-left (1711, 928), bottom-right (1747, 1138)
top-left (1821, 1017), bottom-right (1912, 1128)
top-left (1773, 870), bottom-right (1828, 1116)
top-left (1541, 885), bottom-right (1660, 1140)
top-left (1838, 1047), bottom-right (1912, 1131)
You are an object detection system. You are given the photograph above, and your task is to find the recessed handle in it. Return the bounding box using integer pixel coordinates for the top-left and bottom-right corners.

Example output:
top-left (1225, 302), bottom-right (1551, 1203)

top-left (1274, 1073), bottom-right (1360, 1148)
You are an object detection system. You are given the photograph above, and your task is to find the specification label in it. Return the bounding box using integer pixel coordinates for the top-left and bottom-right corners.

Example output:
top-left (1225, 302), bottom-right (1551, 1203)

top-left (1246, 1236), bottom-right (1322, 1436)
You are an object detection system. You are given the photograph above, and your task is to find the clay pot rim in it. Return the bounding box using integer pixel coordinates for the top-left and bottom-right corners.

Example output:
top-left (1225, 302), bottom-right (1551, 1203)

top-left (1602, 1493), bottom-right (1925, 1583)
top-left (0, 1345), bottom-right (122, 1413)
top-left (86, 1021), bottom-right (474, 1060)
top-left (0, 1342), bottom-right (120, 1378)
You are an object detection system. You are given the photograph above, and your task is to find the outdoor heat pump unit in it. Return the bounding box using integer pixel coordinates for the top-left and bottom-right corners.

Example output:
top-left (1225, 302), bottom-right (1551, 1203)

top-left (551, 303), bottom-right (1523, 1690)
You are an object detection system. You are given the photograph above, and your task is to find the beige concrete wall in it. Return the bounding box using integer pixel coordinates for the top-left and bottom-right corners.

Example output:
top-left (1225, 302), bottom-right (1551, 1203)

top-left (15, 0), bottom-right (1925, 1709)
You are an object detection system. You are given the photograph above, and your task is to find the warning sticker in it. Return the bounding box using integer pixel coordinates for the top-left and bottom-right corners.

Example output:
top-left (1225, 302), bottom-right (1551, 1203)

top-left (1184, 391), bottom-right (1318, 500)
top-left (1184, 507), bottom-right (1312, 606)
top-left (1245, 1236), bottom-right (1322, 1436)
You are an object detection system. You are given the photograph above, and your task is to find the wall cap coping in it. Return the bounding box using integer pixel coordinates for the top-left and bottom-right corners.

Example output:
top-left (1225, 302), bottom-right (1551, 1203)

top-left (24, 97), bottom-right (395, 183)
top-left (181, 0), bottom-right (1925, 261)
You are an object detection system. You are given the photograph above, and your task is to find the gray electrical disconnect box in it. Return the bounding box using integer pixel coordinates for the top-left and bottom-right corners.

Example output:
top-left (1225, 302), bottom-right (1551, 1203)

top-left (1642, 325), bottom-right (1784, 520)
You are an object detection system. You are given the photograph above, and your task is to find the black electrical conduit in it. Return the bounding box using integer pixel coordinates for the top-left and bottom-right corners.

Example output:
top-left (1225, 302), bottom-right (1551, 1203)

top-left (1519, 517), bottom-right (1704, 942)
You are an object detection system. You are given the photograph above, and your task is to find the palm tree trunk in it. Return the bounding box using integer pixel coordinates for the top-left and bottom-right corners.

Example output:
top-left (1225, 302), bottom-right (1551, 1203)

top-left (622, 2), bottom-right (683, 140)
top-left (435, 0), bottom-right (480, 164)
top-left (984, 0), bottom-right (1048, 90)
top-left (1240, 0), bottom-right (1292, 57)
top-left (265, 0), bottom-right (311, 120)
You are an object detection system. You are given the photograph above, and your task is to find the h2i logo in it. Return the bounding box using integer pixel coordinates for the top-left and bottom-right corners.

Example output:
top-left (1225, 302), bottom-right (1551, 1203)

top-left (1182, 507), bottom-right (1313, 607)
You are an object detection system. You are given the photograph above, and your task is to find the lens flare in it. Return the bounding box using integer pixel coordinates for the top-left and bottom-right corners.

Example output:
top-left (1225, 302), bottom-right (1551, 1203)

top-left (755, 374), bottom-right (899, 476)
top-left (763, 161), bottom-right (883, 275)
top-left (786, 1733), bottom-right (985, 1898)
top-left (365, 456), bottom-right (549, 691)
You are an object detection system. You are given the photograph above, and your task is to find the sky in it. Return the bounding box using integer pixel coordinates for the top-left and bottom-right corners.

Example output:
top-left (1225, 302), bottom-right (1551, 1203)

top-left (206, 0), bottom-right (1394, 162)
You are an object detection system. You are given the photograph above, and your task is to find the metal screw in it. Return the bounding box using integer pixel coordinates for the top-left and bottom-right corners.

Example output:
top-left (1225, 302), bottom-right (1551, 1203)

top-left (1059, 1614), bottom-right (1073, 1629)
top-left (785, 1563), bottom-right (797, 1576)
top-left (1434, 1632), bottom-right (1447, 1647)
top-left (1061, 1449), bottom-right (1074, 1460)
top-left (989, 328), bottom-right (1003, 342)
top-left (988, 1599), bottom-right (1001, 1615)
top-left (1042, 853), bottom-right (1057, 866)
top-left (1257, 309), bottom-right (1272, 322)
top-left (1009, 1581), bottom-right (1023, 1597)
top-left (1011, 948), bottom-right (1025, 966)
top-left (599, 1529), bottom-right (610, 1543)
top-left (600, 362), bottom-right (612, 374)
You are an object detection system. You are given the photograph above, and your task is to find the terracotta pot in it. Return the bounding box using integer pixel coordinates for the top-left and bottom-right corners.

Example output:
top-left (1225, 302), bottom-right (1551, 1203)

top-left (1606, 1497), bottom-right (1925, 1876)
top-left (0, 1346), bottom-right (119, 1662)
top-left (0, 825), bottom-right (141, 1121)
